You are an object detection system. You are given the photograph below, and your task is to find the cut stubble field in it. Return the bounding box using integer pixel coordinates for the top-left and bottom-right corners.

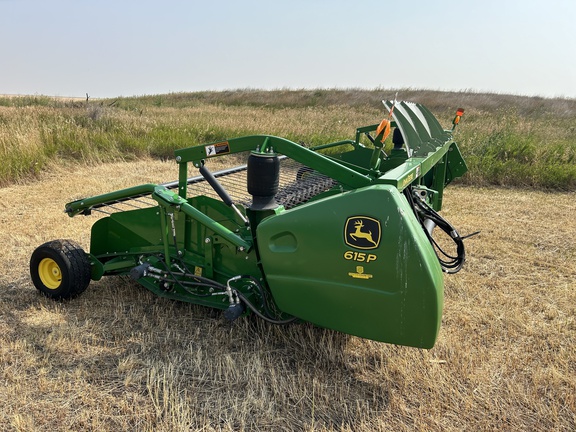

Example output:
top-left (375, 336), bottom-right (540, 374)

top-left (0, 160), bottom-right (574, 431)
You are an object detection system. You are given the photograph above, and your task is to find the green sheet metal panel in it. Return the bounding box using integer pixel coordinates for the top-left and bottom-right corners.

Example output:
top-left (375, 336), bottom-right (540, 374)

top-left (89, 197), bottom-right (259, 284)
top-left (90, 207), bottom-right (164, 257)
top-left (257, 184), bottom-right (444, 348)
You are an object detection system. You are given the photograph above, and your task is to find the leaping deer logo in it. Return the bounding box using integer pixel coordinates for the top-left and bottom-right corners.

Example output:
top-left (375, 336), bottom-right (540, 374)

top-left (349, 220), bottom-right (378, 247)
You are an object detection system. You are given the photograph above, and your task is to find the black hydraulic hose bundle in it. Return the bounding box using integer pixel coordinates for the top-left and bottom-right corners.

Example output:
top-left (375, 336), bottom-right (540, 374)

top-left (234, 290), bottom-right (298, 325)
top-left (404, 188), bottom-right (466, 274)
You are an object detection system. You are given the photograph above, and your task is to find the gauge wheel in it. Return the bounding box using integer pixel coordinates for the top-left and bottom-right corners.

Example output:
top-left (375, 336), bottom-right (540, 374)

top-left (30, 239), bottom-right (91, 300)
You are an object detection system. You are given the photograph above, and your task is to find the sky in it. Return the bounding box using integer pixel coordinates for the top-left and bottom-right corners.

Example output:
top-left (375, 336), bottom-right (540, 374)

top-left (1, 0), bottom-right (575, 99)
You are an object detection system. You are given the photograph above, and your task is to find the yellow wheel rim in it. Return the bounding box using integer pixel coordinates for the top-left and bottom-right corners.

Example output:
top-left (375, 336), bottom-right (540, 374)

top-left (38, 258), bottom-right (62, 289)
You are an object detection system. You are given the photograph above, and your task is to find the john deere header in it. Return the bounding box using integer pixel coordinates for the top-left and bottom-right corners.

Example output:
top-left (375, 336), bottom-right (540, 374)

top-left (31, 101), bottom-right (470, 349)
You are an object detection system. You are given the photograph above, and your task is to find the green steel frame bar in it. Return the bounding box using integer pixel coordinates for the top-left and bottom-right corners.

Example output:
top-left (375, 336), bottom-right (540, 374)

top-left (66, 184), bottom-right (251, 251)
top-left (65, 184), bottom-right (158, 216)
top-left (174, 135), bottom-right (373, 190)
top-left (375, 139), bottom-right (455, 191)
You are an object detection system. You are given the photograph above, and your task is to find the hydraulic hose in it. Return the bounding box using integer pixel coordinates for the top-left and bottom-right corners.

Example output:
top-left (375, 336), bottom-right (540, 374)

top-left (143, 256), bottom-right (297, 323)
top-left (405, 188), bottom-right (466, 274)
top-left (235, 290), bottom-right (298, 325)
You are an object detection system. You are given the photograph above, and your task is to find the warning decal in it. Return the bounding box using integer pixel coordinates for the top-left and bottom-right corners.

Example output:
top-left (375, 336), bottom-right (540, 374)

top-left (205, 141), bottom-right (230, 157)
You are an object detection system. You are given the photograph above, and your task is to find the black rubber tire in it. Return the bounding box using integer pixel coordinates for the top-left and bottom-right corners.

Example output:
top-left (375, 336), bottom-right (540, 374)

top-left (30, 239), bottom-right (92, 300)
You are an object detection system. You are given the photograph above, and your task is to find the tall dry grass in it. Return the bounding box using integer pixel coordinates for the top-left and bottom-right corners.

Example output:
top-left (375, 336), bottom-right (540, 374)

top-left (0, 161), bottom-right (574, 431)
top-left (0, 101), bottom-right (379, 186)
top-left (1, 89), bottom-right (575, 189)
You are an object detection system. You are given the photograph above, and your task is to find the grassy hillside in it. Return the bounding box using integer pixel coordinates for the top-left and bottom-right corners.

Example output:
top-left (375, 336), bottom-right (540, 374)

top-left (1, 89), bottom-right (575, 189)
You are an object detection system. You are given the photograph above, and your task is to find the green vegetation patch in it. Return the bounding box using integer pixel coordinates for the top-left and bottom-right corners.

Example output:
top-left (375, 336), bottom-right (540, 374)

top-left (458, 108), bottom-right (576, 190)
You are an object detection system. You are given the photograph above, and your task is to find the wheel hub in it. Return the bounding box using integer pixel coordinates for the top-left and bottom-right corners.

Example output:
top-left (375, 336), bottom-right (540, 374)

top-left (38, 258), bottom-right (62, 289)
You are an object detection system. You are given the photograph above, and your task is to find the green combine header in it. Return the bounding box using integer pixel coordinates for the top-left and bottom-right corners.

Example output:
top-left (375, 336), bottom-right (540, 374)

top-left (30, 101), bottom-right (469, 348)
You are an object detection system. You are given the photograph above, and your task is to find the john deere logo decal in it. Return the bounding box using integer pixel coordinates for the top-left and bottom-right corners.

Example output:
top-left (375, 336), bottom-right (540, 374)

top-left (344, 216), bottom-right (381, 250)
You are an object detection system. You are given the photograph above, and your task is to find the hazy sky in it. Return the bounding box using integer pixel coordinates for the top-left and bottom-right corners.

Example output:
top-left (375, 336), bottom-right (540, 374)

top-left (1, 0), bottom-right (575, 98)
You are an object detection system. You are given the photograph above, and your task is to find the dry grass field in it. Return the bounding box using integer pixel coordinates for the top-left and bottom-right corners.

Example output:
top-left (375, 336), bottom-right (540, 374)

top-left (0, 160), bottom-right (574, 431)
